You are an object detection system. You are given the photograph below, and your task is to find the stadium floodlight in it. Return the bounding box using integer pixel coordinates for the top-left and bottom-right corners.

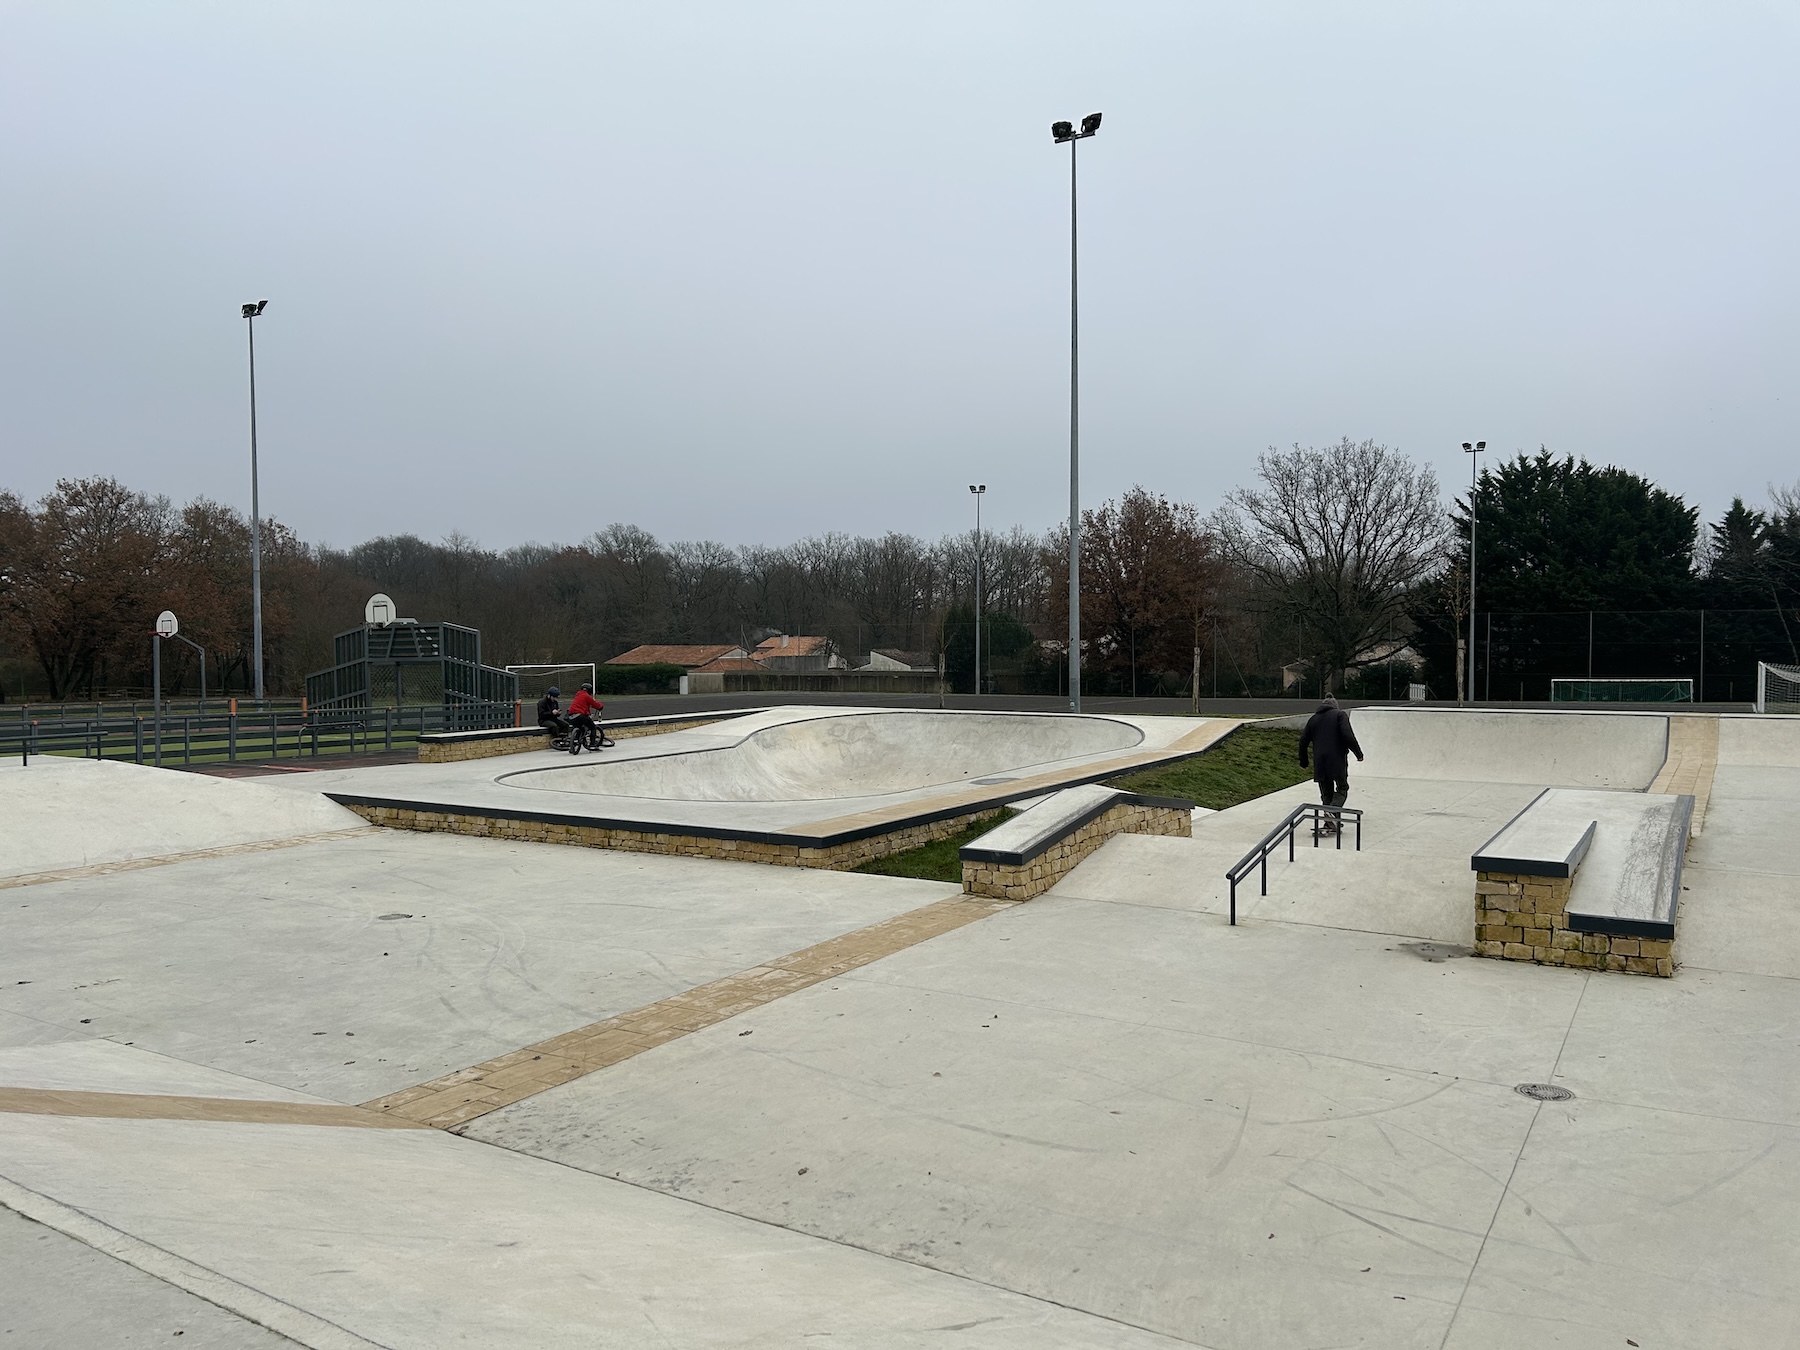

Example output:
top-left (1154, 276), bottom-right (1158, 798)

top-left (1463, 440), bottom-right (1487, 704)
top-left (969, 485), bottom-right (987, 697)
top-left (1051, 111), bottom-right (1101, 710)
top-left (242, 299), bottom-right (271, 701)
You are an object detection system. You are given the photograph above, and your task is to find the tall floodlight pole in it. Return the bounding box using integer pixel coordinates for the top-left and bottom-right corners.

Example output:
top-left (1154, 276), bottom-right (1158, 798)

top-left (1462, 440), bottom-right (1486, 704)
top-left (1052, 113), bottom-right (1101, 712)
top-left (969, 484), bottom-right (986, 696)
top-left (242, 300), bottom-right (269, 703)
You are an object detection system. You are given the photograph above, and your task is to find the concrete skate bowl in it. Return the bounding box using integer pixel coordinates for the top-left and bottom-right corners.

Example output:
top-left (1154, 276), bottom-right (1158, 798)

top-left (502, 710), bottom-right (1146, 803)
top-left (1351, 708), bottom-right (1670, 789)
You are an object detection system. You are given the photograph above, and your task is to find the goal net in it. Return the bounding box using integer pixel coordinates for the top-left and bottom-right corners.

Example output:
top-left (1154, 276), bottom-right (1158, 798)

top-left (1550, 678), bottom-right (1693, 704)
top-left (506, 664), bottom-right (596, 703)
top-left (1755, 662), bottom-right (1800, 714)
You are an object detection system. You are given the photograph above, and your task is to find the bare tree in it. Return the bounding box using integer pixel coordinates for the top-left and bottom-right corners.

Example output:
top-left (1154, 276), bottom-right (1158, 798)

top-left (1218, 439), bottom-right (1442, 692)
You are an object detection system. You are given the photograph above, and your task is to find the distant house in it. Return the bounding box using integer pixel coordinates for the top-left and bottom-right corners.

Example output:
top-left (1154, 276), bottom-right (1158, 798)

top-left (606, 644), bottom-right (748, 670)
top-left (857, 648), bottom-right (937, 673)
top-left (752, 635), bottom-right (845, 673)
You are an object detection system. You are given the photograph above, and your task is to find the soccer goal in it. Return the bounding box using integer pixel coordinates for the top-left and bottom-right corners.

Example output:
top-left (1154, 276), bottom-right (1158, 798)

top-left (506, 664), bottom-right (596, 702)
top-left (1755, 662), bottom-right (1800, 714)
top-left (1549, 678), bottom-right (1693, 704)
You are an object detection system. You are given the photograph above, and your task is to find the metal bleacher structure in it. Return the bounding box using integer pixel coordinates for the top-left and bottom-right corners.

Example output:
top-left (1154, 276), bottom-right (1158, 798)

top-left (305, 615), bottom-right (517, 727)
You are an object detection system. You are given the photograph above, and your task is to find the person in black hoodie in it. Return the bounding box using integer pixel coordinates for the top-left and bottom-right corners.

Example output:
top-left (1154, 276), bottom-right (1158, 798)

top-left (536, 686), bottom-right (569, 737)
top-left (1299, 694), bottom-right (1363, 832)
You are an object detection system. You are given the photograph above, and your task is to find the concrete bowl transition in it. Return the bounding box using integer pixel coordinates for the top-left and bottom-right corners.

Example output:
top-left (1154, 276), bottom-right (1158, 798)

top-left (501, 709), bottom-right (1147, 803)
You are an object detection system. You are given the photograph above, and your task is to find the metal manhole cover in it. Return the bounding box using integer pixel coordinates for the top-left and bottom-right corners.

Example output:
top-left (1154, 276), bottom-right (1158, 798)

top-left (1514, 1083), bottom-right (1574, 1102)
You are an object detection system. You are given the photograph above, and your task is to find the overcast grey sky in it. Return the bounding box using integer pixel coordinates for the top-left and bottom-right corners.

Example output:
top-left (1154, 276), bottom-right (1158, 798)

top-left (3, 2), bottom-right (1795, 551)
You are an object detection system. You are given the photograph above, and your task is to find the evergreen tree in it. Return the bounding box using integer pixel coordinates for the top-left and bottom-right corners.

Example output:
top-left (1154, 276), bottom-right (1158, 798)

top-left (1456, 450), bottom-right (1698, 612)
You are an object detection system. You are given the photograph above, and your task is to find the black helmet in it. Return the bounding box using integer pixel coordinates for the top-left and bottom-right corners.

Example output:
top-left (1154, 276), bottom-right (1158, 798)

top-left (545, 686), bottom-right (560, 697)
top-left (580, 682), bottom-right (593, 693)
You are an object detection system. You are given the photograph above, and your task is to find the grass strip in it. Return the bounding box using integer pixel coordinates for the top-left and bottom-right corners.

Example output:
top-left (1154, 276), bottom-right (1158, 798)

top-left (852, 810), bottom-right (1013, 883)
top-left (1105, 725), bottom-right (1310, 810)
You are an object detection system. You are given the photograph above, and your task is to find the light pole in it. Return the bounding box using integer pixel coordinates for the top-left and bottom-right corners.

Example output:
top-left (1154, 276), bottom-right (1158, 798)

top-left (1052, 112), bottom-right (1100, 712)
top-left (968, 484), bottom-right (986, 696)
top-left (242, 299), bottom-right (269, 703)
top-left (1462, 440), bottom-right (1486, 704)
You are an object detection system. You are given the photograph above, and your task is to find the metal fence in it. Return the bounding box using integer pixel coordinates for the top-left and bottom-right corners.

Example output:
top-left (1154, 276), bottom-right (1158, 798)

top-left (0, 700), bottom-right (518, 768)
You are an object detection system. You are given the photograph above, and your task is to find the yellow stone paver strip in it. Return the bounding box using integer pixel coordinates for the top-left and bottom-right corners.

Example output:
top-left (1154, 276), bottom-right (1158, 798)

top-left (0, 828), bottom-right (381, 892)
top-left (361, 893), bottom-right (1015, 1130)
top-left (0, 1086), bottom-right (430, 1129)
top-left (1649, 715), bottom-right (1719, 836)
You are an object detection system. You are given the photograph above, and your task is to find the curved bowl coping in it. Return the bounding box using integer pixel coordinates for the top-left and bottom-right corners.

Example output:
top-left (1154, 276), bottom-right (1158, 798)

top-left (420, 709), bottom-right (757, 745)
top-left (495, 708), bottom-right (1148, 804)
top-left (961, 784), bottom-right (1196, 867)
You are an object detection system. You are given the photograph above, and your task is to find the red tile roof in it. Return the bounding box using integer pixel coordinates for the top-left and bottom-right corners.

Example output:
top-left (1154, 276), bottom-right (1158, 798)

top-left (606, 644), bottom-right (744, 668)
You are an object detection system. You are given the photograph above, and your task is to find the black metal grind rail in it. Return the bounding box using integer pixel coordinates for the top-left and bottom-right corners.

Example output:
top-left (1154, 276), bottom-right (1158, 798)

top-left (1224, 804), bottom-right (1364, 925)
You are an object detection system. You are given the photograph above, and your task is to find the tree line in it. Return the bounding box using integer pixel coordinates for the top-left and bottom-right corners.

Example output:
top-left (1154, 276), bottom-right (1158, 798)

top-left (3, 442), bottom-right (1797, 702)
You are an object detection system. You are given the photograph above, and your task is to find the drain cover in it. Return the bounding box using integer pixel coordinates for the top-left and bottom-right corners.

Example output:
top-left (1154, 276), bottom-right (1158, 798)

top-left (376, 913), bottom-right (414, 921)
top-left (1515, 1083), bottom-right (1574, 1102)
top-left (970, 776), bottom-right (1019, 786)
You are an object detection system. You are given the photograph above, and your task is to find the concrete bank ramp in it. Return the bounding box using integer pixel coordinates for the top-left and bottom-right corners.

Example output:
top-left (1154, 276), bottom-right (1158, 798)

top-left (1718, 713), bottom-right (1800, 767)
top-left (0, 758), bottom-right (364, 879)
top-left (1352, 707), bottom-right (1669, 789)
top-left (509, 709), bottom-right (1145, 803)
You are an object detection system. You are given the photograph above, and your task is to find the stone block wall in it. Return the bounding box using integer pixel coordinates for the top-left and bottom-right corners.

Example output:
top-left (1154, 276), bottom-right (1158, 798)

top-left (418, 733), bottom-right (550, 763)
top-left (1473, 872), bottom-right (1675, 977)
top-left (342, 801), bottom-right (998, 871)
top-left (962, 802), bottom-right (1191, 902)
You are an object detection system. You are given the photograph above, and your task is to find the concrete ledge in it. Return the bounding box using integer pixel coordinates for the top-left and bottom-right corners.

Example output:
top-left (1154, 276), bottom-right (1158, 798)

top-left (1471, 789), bottom-right (1693, 976)
top-left (1472, 790), bottom-right (1597, 877)
top-left (960, 785), bottom-right (1193, 902)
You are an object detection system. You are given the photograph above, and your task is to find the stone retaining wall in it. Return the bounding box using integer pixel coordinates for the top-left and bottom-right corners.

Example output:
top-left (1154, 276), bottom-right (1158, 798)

top-left (417, 716), bottom-right (725, 763)
top-left (1473, 871), bottom-right (1675, 976)
top-left (962, 801), bottom-right (1191, 902)
top-left (342, 800), bottom-right (999, 871)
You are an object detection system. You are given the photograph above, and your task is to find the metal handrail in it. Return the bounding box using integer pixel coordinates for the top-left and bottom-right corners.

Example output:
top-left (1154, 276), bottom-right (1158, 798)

top-left (1224, 803), bottom-right (1364, 925)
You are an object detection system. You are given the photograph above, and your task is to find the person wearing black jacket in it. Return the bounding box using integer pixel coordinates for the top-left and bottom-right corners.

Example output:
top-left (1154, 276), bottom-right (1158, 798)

top-left (1299, 694), bottom-right (1364, 832)
top-left (536, 687), bottom-right (568, 737)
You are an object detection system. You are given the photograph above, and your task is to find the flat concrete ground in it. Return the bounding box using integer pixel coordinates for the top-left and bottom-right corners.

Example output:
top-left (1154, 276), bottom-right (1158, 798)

top-left (2, 719), bottom-right (1797, 1348)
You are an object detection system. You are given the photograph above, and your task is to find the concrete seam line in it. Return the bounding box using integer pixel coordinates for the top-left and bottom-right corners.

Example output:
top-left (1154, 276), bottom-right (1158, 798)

top-left (0, 827), bottom-right (380, 891)
top-left (368, 895), bottom-right (1011, 1128)
top-left (0, 1172), bottom-right (395, 1350)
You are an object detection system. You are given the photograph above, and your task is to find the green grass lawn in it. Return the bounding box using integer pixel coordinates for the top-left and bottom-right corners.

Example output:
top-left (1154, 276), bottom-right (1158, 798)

top-left (1105, 725), bottom-right (1310, 810)
top-left (851, 724), bottom-right (1309, 884)
top-left (852, 810), bottom-right (1013, 883)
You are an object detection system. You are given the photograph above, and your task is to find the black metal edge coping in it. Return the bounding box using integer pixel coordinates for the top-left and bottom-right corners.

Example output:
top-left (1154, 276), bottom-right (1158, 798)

top-left (329, 720), bottom-right (1240, 851)
top-left (1565, 792), bottom-right (1694, 940)
top-left (1471, 818), bottom-right (1597, 879)
top-left (323, 788), bottom-right (1035, 851)
top-left (1566, 913), bottom-right (1676, 941)
top-left (418, 709), bottom-right (761, 743)
top-left (958, 791), bottom-right (1195, 867)
top-left (325, 785), bottom-right (1198, 855)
